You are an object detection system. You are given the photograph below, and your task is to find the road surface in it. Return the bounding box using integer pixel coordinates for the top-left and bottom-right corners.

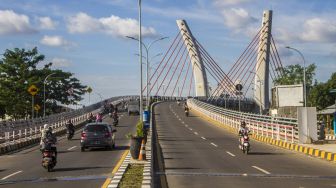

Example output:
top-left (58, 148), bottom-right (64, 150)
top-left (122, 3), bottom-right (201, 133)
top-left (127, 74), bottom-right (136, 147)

top-left (154, 102), bottom-right (336, 188)
top-left (0, 112), bottom-right (137, 188)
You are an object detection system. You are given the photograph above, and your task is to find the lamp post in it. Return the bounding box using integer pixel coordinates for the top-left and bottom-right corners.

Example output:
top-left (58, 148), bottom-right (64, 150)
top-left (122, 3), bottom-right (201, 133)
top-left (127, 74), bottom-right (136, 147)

top-left (43, 73), bottom-right (56, 117)
top-left (127, 36), bottom-right (168, 110)
top-left (250, 71), bottom-right (263, 114)
top-left (286, 46), bottom-right (307, 107)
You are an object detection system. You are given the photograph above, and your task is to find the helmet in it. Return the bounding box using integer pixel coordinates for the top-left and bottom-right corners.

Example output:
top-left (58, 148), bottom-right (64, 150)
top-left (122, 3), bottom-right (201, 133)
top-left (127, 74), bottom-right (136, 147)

top-left (241, 121), bottom-right (246, 127)
top-left (43, 124), bottom-right (49, 129)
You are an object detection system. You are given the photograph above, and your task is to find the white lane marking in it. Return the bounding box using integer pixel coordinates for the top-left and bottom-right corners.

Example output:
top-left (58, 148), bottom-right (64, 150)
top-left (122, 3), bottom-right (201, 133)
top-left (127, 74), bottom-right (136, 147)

top-left (1, 171), bottom-right (23, 180)
top-left (185, 124), bottom-right (188, 127)
top-left (189, 128), bottom-right (193, 131)
top-left (194, 132), bottom-right (198, 135)
top-left (242, 173), bottom-right (248, 176)
top-left (201, 137), bottom-right (206, 140)
top-left (181, 121), bottom-right (185, 124)
top-left (211, 143), bottom-right (218, 147)
top-left (67, 146), bottom-right (77, 151)
top-left (252, 166), bottom-right (271, 175)
top-left (226, 151), bottom-right (236, 157)
top-left (178, 118), bottom-right (181, 121)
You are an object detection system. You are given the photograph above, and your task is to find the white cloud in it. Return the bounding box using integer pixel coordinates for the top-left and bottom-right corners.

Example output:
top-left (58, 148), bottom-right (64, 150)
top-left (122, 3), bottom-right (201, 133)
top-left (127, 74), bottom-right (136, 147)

top-left (221, 8), bottom-right (257, 30)
top-left (67, 12), bottom-right (157, 38)
top-left (301, 18), bottom-right (336, 43)
top-left (0, 10), bottom-right (36, 35)
top-left (40, 35), bottom-right (75, 48)
top-left (51, 58), bottom-right (72, 68)
top-left (213, 0), bottom-right (250, 6)
top-left (39, 16), bottom-right (57, 30)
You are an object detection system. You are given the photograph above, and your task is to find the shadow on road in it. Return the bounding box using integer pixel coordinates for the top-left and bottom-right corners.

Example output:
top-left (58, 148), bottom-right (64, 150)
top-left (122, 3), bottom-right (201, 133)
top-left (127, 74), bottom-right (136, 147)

top-left (247, 152), bottom-right (284, 155)
top-left (53, 166), bottom-right (107, 172)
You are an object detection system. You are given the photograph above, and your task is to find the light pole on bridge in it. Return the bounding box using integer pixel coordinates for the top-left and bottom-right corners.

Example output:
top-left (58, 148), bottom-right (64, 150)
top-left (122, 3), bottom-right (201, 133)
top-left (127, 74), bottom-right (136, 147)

top-left (250, 71), bottom-right (264, 114)
top-left (286, 46), bottom-right (307, 107)
top-left (43, 73), bottom-right (56, 117)
top-left (126, 36), bottom-right (168, 111)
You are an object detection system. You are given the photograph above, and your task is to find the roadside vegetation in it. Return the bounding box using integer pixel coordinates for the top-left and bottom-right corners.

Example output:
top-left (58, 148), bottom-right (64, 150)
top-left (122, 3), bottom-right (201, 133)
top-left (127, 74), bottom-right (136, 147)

top-left (0, 47), bottom-right (87, 119)
top-left (275, 64), bottom-right (335, 110)
top-left (118, 164), bottom-right (144, 188)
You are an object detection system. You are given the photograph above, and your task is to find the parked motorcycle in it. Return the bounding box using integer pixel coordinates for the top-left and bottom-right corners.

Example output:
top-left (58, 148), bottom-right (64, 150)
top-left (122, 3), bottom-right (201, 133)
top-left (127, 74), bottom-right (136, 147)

top-left (239, 133), bottom-right (250, 154)
top-left (41, 140), bottom-right (57, 172)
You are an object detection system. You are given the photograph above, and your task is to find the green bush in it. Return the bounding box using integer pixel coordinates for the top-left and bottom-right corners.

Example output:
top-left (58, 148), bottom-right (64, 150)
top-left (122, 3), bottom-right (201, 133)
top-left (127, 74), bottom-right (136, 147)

top-left (136, 120), bottom-right (144, 137)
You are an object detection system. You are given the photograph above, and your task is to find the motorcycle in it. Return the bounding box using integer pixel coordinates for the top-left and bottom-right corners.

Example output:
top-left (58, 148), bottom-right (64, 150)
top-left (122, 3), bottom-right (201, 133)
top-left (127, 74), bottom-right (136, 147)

top-left (112, 116), bottom-right (119, 126)
top-left (239, 133), bottom-right (250, 154)
top-left (67, 129), bottom-right (74, 140)
top-left (41, 140), bottom-right (57, 172)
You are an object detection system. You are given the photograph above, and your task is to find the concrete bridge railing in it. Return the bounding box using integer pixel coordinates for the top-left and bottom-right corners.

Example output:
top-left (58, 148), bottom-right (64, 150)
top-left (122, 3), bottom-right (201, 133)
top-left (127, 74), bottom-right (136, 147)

top-left (188, 99), bottom-right (299, 143)
top-left (0, 96), bottom-right (136, 147)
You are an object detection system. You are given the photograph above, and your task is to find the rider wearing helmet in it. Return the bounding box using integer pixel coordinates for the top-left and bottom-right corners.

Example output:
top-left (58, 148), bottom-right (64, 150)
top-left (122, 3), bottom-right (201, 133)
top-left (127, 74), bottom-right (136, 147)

top-left (238, 121), bottom-right (249, 136)
top-left (40, 124), bottom-right (57, 161)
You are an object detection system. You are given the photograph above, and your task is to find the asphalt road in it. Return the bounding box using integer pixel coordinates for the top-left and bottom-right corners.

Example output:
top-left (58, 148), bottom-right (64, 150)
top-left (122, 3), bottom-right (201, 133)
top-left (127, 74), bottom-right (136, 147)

top-left (0, 112), bottom-right (138, 188)
top-left (154, 102), bottom-right (336, 188)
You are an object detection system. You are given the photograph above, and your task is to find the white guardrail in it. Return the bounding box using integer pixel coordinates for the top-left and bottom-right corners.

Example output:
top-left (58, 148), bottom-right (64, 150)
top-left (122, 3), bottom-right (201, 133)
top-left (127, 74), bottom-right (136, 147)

top-left (188, 99), bottom-right (299, 143)
top-left (0, 96), bottom-right (135, 147)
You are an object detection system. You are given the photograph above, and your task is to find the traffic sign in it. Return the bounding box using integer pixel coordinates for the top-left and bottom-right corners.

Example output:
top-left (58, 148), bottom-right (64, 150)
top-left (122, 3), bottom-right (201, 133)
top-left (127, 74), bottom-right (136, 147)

top-left (28, 85), bottom-right (39, 96)
top-left (34, 104), bottom-right (41, 111)
top-left (235, 84), bottom-right (243, 91)
top-left (87, 87), bottom-right (93, 93)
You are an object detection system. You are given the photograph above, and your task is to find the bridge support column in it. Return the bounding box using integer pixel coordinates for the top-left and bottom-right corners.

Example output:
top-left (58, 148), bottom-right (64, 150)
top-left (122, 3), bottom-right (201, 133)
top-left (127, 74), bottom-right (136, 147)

top-left (176, 20), bottom-right (209, 97)
top-left (255, 10), bottom-right (272, 113)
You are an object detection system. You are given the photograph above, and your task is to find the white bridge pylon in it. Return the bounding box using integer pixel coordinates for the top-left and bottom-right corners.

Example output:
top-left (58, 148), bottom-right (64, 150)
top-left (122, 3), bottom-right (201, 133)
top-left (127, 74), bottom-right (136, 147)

top-left (176, 20), bottom-right (209, 97)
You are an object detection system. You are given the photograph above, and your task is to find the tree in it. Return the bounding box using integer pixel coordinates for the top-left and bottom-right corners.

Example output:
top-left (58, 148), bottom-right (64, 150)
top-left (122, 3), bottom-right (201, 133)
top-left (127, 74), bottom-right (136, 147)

top-left (308, 73), bottom-right (336, 110)
top-left (274, 64), bottom-right (316, 88)
top-left (0, 47), bottom-right (87, 119)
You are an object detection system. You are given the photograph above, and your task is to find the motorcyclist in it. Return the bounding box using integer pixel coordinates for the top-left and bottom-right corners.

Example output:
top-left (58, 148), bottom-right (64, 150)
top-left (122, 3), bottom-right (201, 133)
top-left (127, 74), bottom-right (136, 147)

top-left (112, 110), bottom-right (119, 124)
top-left (87, 113), bottom-right (95, 123)
top-left (238, 121), bottom-right (249, 144)
top-left (96, 112), bottom-right (103, 122)
top-left (66, 120), bottom-right (75, 135)
top-left (40, 124), bottom-right (57, 161)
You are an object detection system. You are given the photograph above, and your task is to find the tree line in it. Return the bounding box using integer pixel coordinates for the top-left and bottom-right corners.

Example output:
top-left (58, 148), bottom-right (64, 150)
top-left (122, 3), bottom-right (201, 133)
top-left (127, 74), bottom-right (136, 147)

top-left (0, 47), bottom-right (87, 119)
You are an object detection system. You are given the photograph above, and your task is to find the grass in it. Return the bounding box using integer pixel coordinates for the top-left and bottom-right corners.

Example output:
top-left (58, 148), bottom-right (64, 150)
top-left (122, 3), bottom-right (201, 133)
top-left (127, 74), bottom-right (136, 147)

top-left (118, 164), bottom-right (144, 188)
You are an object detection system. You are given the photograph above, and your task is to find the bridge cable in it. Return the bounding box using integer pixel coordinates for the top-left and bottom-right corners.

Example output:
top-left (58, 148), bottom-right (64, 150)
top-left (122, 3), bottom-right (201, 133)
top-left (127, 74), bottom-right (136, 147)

top-left (179, 59), bottom-right (192, 97)
top-left (171, 49), bottom-right (189, 97)
top-left (154, 36), bottom-right (185, 96)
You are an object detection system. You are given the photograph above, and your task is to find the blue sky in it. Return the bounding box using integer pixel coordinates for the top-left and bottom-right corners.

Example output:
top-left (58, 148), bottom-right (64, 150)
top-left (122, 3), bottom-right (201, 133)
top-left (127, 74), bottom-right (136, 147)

top-left (0, 0), bottom-right (335, 105)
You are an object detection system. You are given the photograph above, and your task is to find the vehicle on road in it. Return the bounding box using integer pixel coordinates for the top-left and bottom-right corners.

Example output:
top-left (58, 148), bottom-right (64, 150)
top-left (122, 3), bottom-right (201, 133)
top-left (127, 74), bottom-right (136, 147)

top-left (127, 101), bottom-right (140, 115)
top-left (239, 131), bottom-right (251, 154)
top-left (80, 123), bottom-right (116, 152)
top-left (41, 138), bottom-right (57, 172)
top-left (67, 129), bottom-right (74, 140)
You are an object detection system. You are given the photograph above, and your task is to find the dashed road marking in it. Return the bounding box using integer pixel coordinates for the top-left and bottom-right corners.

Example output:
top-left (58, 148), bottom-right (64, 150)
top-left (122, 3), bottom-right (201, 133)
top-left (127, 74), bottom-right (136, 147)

top-left (67, 146), bottom-right (77, 151)
top-left (211, 143), bottom-right (218, 147)
top-left (194, 132), bottom-right (198, 135)
top-left (189, 128), bottom-right (193, 131)
top-left (201, 137), bottom-right (206, 140)
top-left (1, 171), bottom-right (23, 180)
top-left (226, 151), bottom-right (236, 157)
top-left (252, 166), bottom-right (271, 175)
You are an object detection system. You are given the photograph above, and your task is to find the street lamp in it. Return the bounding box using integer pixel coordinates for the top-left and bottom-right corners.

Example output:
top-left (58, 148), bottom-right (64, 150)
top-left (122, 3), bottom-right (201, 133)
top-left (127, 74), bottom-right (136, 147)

top-left (43, 73), bottom-right (56, 117)
top-left (126, 35), bottom-right (168, 110)
top-left (286, 46), bottom-right (307, 107)
top-left (250, 71), bottom-right (263, 114)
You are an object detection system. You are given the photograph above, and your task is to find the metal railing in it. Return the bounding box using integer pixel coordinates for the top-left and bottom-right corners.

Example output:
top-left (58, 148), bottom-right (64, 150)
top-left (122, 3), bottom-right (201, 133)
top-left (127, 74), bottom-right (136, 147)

top-left (188, 99), bottom-right (299, 143)
top-left (0, 96), bottom-right (136, 147)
